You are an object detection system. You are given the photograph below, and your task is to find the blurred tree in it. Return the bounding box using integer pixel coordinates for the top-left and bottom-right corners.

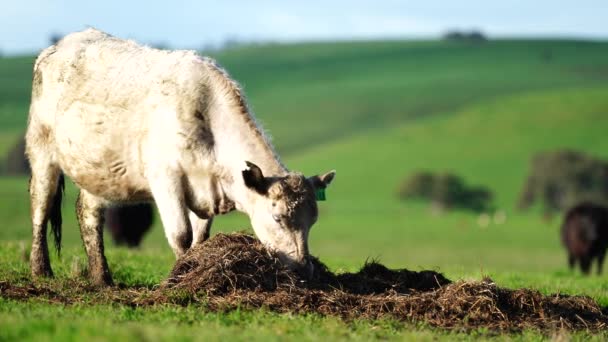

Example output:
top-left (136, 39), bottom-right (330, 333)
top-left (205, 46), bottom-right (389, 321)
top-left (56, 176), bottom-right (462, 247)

top-left (399, 171), bottom-right (493, 213)
top-left (443, 30), bottom-right (487, 43)
top-left (518, 150), bottom-right (608, 216)
top-left (443, 31), bottom-right (465, 41)
top-left (468, 31), bottom-right (487, 42)
top-left (399, 171), bottom-right (434, 198)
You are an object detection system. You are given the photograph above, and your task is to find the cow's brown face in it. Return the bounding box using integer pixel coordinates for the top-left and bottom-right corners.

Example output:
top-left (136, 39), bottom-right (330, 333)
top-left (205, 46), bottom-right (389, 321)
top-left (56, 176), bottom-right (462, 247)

top-left (242, 162), bottom-right (335, 275)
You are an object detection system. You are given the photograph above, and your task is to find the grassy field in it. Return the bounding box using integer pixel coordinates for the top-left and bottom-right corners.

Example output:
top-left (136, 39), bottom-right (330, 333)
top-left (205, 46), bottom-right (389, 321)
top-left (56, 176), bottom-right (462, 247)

top-left (1, 39), bottom-right (608, 340)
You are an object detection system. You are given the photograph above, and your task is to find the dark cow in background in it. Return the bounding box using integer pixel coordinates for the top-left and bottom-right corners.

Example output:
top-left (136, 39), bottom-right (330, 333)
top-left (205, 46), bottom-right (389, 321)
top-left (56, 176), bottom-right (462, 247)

top-left (561, 202), bottom-right (608, 275)
top-left (105, 204), bottom-right (154, 247)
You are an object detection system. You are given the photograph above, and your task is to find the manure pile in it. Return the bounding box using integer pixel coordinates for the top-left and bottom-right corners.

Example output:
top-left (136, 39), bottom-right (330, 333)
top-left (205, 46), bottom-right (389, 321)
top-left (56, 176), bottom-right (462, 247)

top-left (161, 233), bottom-right (608, 332)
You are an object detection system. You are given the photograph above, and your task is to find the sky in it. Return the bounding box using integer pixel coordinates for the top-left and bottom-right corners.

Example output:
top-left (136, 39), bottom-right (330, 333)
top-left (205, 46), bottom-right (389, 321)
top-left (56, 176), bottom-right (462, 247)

top-left (1, 0), bottom-right (607, 55)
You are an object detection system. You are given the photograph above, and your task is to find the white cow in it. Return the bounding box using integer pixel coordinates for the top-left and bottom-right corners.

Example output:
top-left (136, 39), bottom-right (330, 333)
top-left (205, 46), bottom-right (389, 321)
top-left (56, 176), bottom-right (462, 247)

top-left (26, 28), bottom-right (335, 286)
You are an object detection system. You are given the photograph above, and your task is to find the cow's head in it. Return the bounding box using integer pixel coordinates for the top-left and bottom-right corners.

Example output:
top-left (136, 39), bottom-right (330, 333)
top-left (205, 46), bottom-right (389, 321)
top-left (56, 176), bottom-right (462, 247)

top-left (242, 161), bottom-right (335, 275)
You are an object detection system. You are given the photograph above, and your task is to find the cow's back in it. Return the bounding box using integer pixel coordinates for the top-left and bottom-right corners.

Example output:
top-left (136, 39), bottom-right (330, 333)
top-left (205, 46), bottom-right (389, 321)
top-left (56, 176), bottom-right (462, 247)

top-left (37, 28), bottom-right (202, 117)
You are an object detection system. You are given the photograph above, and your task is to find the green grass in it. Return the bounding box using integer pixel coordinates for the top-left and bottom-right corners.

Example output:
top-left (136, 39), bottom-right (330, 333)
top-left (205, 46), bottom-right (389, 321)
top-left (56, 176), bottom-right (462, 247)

top-left (2, 39), bottom-right (608, 340)
top-left (13, 298), bottom-right (596, 342)
top-left (0, 302), bottom-right (411, 342)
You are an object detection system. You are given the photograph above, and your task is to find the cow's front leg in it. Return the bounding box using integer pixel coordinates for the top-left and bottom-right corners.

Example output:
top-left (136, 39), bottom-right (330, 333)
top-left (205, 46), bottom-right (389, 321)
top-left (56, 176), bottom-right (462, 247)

top-left (76, 190), bottom-right (113, 286)
top-left (150, 171), bottom-right (192, 257)
top-left (189, 211), bottom-right (213, 247)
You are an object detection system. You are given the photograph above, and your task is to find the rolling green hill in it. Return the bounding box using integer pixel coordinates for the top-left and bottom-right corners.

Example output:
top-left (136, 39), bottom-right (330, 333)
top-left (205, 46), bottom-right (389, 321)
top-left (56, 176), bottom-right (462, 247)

top-left (2, 40), bottom-right (608, 154)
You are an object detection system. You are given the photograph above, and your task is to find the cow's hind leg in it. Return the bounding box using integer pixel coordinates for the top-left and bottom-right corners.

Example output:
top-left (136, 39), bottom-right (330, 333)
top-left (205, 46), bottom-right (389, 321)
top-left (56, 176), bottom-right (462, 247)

top-left (189, 211), bottom-right (213, 247)
top-left (76, 190), bottom-right (113, 286)
top-left (28, 162), bottom-right (62, 279)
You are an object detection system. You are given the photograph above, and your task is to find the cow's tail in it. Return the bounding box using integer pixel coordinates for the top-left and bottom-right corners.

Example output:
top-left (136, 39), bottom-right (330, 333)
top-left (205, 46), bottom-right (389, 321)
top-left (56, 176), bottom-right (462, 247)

top-left (50, 173), bottom-right (65, 256)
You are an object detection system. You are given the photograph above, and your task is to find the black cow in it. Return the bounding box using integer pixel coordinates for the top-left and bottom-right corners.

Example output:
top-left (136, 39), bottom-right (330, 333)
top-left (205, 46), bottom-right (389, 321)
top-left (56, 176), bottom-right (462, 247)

top-left (105, 203), bottom-right (154, 247)
top-left (561, 202), bottom-right (608, 275)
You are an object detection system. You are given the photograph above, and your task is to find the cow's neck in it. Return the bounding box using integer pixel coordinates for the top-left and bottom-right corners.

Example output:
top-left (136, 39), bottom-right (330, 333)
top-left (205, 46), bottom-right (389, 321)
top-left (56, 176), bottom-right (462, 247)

top-left (212, 106), bottom-right (286, 178)
top-left (204, 61), bottom-right (287, 212)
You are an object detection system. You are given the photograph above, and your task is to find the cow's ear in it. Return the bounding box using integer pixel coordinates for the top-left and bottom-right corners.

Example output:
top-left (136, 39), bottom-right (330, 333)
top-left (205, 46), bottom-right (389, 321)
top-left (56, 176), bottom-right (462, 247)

top-left (308, 170), bottom-right (336, 189)
top-left (242, 161), bottom-right (268, 195)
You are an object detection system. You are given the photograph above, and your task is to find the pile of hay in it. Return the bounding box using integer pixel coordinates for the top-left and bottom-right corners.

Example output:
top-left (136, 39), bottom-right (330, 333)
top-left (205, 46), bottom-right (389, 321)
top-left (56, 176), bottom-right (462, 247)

top-left (164, 233), bottom-right (449, 295)
top-left (162, 233), bottom-right (608, 332)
